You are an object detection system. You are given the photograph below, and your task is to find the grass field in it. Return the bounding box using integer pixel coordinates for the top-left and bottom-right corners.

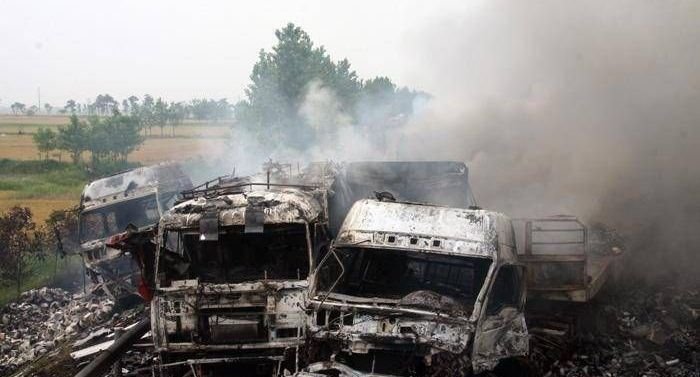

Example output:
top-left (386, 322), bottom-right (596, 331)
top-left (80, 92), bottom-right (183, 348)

top-left (0, 160), bottom-right (86, 222)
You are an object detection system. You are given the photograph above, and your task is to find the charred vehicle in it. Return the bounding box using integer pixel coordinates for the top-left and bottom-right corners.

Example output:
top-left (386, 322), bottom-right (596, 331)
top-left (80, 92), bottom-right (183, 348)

top-left (78, 162), bottom-right (192, 301)
top-left (151, 180), bottom-right (332, 376)
top-left (305, 199), bottom-right (528, 376)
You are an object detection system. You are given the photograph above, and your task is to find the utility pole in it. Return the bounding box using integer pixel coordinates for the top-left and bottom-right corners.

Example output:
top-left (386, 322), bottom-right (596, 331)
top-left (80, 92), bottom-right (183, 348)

top-left (38, 87), bottom-right (41, 112)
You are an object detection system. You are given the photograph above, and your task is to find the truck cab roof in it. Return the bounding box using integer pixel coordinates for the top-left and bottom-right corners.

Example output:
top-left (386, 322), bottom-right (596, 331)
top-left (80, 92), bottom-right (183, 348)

top-left (335, 199), bottom-right (518, 264)
top-left (81, 161), bottom-right (191, 210)
top-left (162, 187), bottom-right (326, 229)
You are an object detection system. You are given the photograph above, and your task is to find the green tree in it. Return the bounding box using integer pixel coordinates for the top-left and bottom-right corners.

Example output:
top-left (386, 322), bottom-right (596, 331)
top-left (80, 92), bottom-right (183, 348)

top-left (127, 96), bottom-right (140, 116)
top-left (93, 94), bottom-right (118, 116)
top-left (0, 207), bottom-right (47, 294)
top-left (108, 113), bottom-right (144, 161)
top-left (64, 99), bottom-right (77, 114)
top-left (167, 102), bottom-right (187, 136)
top-left (44, 103), bottom-right (53, 114)
top-left (235, 23), bottom-right (361, 148)
top-left (10, 102), bottom-right (26, 115)
top-left (154, 98), bottom-right (168, 136)
top-left (86, 116), bottom-right (111, 166)
top-left (33, 128), bottom-right (57, 160)
top-left (140, 94), bottom-right (155, 135)
top-left (85, 112), bottom-right (144, 167)
top-left (214, 99), bottom-right (232, 121)
top-left (121, 99), bottom-right (129, 114)
top-left (57, 114), bottom-right (88, 164)
top-left (26, 105), bottom-right (39, 116)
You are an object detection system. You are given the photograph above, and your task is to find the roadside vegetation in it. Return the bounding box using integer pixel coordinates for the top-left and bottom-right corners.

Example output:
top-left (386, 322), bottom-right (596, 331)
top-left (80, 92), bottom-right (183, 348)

top-left (0, 206), bottom-right (82, 306)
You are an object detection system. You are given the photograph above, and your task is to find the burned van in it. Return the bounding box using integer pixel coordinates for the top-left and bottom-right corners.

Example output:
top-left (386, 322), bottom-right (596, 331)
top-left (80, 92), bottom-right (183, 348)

top-left (305, 199), bottom-right (528, 376)
top-left (151, 184), bottom-right (331, 376)
top-left (78, 162), bottom-right (192, 300)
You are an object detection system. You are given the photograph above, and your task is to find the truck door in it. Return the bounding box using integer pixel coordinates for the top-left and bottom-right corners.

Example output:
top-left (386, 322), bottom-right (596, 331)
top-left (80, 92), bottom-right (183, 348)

top-left (472, 264), bottom-right (529, 372)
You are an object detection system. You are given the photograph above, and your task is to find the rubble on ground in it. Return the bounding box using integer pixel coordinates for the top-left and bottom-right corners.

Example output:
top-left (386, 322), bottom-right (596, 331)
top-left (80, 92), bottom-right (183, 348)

top-left (0, 287), bottom-right (114, 376)
top-left (542, 284), bottom-right (700, 377)
top-left (1, 283), bottom-right (697, 377)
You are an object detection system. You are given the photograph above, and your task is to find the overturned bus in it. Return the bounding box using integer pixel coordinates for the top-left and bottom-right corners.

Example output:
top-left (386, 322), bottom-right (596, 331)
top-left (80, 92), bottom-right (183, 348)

top-left (151, 182), bottom-right (332, 376)
top-left (78, 162), bottom-right (192, 301)
top-left (304, 199), bottom-right (528, 376)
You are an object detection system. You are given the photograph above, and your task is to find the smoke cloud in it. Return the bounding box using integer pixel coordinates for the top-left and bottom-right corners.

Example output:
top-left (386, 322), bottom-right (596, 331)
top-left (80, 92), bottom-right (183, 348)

top-left (398, 1), bottom-right (700, 283)
top-left (187, 1), bottom-right (699, 283)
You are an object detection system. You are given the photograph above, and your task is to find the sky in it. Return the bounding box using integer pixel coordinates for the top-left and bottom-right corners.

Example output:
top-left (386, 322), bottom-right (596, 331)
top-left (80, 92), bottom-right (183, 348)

top-left (0, 0), bottom-right (478, 107)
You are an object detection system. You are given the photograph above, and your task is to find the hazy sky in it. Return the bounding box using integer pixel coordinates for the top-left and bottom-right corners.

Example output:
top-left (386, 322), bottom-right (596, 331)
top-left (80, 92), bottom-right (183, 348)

top-left (0, 0), bottom-right (478, 106)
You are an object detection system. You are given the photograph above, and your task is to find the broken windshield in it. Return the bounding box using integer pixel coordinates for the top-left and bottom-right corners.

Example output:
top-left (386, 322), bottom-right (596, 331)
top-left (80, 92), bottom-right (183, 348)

top-left (316, 247), bottom-right (491, 313)
top-left (159, 224), bottom-right (310, 285)
top-left (79, 194), bottom-right (159, 243)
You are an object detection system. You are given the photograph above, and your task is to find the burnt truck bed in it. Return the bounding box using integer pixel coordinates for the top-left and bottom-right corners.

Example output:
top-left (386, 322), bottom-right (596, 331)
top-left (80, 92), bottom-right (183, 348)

top-left (514, 216), bottom-right (624, 302)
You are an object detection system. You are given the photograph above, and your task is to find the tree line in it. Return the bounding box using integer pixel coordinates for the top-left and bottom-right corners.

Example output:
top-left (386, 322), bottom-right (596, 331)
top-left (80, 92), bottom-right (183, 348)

top-left (9, 96), bottom-right (233, 122)
top-left (30, 96), bottom-right (234, 168)
top-left (33, 113), bottom-right (144, 170)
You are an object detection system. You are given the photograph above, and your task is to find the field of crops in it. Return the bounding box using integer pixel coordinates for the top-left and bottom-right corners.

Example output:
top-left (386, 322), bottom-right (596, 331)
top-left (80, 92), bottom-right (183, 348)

top-left (0, 115), bottom-right (229, 222)
top-left (0, 115), bottom-right (232, 137)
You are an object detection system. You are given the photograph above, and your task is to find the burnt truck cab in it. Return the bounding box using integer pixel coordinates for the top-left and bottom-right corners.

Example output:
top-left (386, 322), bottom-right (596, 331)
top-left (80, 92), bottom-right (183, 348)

top-left (78, 162), bottom-right (192, 300)
top-left (151, 185), bottom-right (331, 376)
top-left (305, 199), bottom-right (528, 376)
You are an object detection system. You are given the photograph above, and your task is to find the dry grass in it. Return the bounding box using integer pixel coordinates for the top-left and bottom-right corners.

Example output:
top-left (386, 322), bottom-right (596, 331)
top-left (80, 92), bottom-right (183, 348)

top-left (0, 134), bottom-right (38, 160)
top-left (131, 137), bottom-right (228, 164)
top-left (0, 196), bottom-right (76, 223)
top-left (0, 131), bottom-right (228, 162)
top-left (0, 114), bottom-right (232, 137)
top-left (0, 115), bottom-right (71, 125)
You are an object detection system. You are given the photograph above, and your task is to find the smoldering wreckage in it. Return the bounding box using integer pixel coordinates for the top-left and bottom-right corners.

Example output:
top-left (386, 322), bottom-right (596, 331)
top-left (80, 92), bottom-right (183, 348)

top-left (1, 161), bottom-right (698, 377)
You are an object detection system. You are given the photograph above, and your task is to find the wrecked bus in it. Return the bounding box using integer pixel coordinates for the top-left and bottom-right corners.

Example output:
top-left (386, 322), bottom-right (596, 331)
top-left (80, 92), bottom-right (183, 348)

top-left (78, 162), bottom-right (192, 301)
top-left (151, 183), bottom-right (331, 376)
top-left (305, 198), bottom-right (528, 376)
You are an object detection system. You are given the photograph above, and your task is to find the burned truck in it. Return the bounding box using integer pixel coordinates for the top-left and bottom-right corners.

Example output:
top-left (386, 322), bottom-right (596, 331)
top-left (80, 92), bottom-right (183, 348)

top-left (151, 180), bottom-right (332, 376)
top-left (305, 199), bottom-right (528, 376)
top-left (78, 162), bottom-right (192, 301)
top-left (299, 162), bottom-right (623, 376)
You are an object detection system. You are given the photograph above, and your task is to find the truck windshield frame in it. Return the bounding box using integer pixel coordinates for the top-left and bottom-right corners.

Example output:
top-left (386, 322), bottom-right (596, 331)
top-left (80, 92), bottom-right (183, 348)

top-left (158, 223), bottom-right (312, 285)
top-left (79, 193), bottom-right (160, 243)
top-left (316, 246), bottom-right (492, 313)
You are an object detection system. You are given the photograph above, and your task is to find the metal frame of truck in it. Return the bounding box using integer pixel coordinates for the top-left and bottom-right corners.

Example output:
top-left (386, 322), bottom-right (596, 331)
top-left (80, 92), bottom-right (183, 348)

top-left (304, 199), bottom-right (529, 376)
top-left (78, 162), bottom-right (192, 300)
top-left (151, 182), bottom-right (332, 376)
top-left (514, 216), bottom-right (624, 303)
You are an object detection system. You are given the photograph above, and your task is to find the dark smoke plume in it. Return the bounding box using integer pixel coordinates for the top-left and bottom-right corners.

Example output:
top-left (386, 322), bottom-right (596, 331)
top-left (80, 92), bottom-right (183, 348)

top-left (400, 1), bottom-right (700, 283)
